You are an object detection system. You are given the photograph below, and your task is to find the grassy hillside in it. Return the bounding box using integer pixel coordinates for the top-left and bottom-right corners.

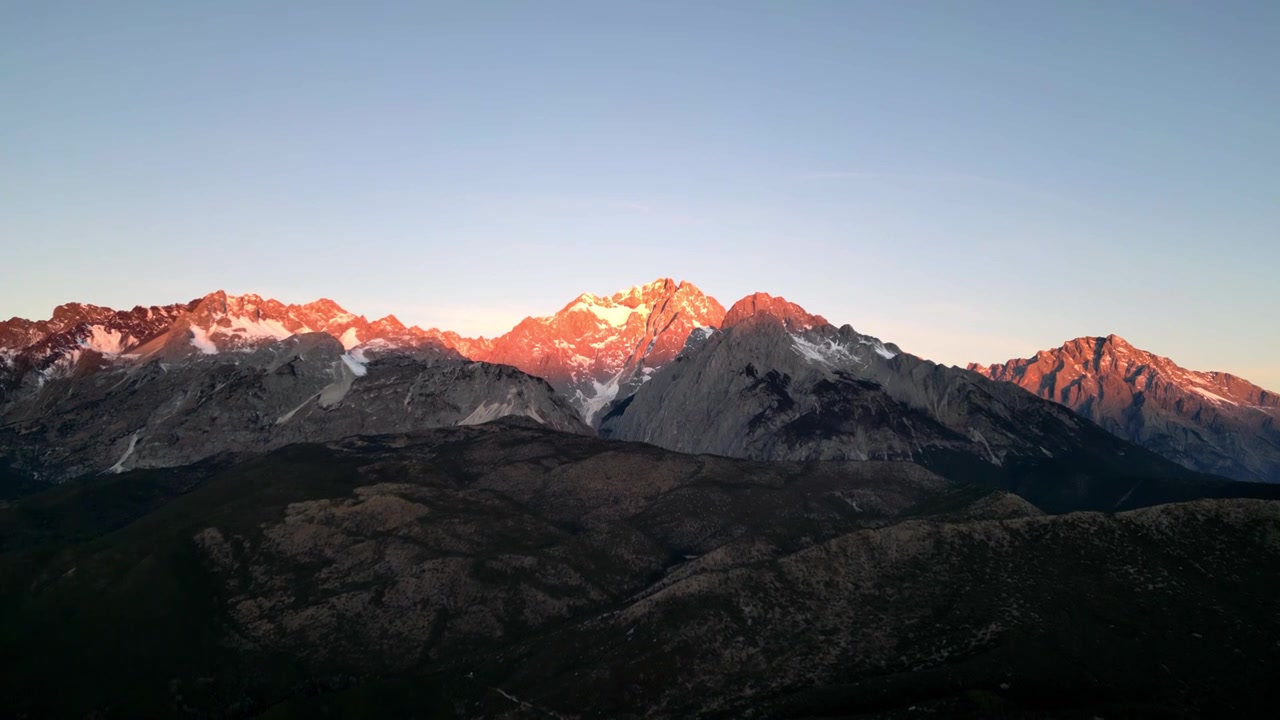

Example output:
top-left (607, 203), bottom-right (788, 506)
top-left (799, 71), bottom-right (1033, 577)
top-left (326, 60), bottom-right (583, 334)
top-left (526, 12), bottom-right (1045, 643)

top-left (2, 423), bottom-right (1278, 718)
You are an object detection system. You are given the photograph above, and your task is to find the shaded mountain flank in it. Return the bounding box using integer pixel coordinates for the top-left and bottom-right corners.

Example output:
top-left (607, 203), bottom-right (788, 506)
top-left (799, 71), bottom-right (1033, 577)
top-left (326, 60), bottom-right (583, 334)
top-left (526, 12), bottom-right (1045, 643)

top-left (7, 282), bottom-right (1277, 492)
top-left (0, 333), bottom-right (586, 484)
top-left (600, 294), bottom-right (1266, 512)
top-left (0, 279), bottom-right (725, 425)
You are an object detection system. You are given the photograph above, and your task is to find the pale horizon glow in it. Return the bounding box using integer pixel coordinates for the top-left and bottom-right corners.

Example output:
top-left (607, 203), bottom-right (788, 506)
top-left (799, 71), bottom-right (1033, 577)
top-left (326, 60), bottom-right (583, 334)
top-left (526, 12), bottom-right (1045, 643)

top-left (3, 2), bottom-right (1277, 390)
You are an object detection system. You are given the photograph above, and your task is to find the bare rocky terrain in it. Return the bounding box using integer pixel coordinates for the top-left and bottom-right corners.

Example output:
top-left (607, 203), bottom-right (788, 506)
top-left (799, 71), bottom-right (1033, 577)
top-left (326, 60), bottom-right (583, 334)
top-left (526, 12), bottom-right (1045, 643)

top-left (3, 421), bottom-right (1278, 719)
top-left (480, 278), bottom-right (726, 423)
top-left (598, 295), bottom-right (1258, 513)
top-left (0, 333), bottom-right (586, 484)
top-left (6, 284), bottom-right (1279, 490)
top-left (972, 334), bottom-right (1280, 483)
top-left (4, 286), bottom-right (1280, 718)
top-left (0, 280), bottom-right (727, 426)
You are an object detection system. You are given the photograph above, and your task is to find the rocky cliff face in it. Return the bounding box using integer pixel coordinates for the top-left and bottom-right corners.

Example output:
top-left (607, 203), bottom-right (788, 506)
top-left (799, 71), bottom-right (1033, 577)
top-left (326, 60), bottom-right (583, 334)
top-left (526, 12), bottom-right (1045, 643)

top-left (601, 294), bottom-right (1215, 511)
top-left (0, 300), bottom-right (199, 392)
top-left (0, 333), bottom-right (587, 483)
top-left (0, 291), bottom-right (495, 390)
top-left (7, 286), bottom-right (1277, 492)
top-left (478, 278), bottom-right (725, 423)
top-left (1, 280), bottom-right (723, 426)
top-left (721, 290), bottom-right (828, 331)
top-left (0, 293), bottom-right (569, 485)
top-left (971, 335), bottom-right (1280, 483)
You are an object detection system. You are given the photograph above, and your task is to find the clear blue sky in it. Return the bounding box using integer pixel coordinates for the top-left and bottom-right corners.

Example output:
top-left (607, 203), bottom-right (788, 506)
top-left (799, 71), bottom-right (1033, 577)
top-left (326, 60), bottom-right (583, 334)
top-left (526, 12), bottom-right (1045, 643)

top-left (3, 1), bottom-right (1278, 388)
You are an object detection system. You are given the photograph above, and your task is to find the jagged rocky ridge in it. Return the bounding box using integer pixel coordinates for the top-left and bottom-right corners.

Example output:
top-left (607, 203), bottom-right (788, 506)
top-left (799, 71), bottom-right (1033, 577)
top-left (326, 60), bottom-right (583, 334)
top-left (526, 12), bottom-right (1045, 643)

top-left (480, 278), bottom-right (725, 423)
top-left (5, 286), bottom-right (1280, 718)
top-left (3, 423), bottom-right (1278, 718)
top-left (0, 279), bottom-right (723, 425)
top-left (0, 290), bottom-right (488, 392)
top-left (0, 333), bottom-right (586, 483)
top-left (600, 294), bottom-right (1231, 511)
top-left (5, 281), bottom-right (1277, 492)
top-left (971, 335), bottom-right (1280, 483)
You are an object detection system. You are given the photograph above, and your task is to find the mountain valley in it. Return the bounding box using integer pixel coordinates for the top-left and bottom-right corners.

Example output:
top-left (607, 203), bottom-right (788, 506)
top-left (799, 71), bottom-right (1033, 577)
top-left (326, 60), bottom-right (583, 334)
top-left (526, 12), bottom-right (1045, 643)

top-left (3, 279), bottom-right (1279, 719)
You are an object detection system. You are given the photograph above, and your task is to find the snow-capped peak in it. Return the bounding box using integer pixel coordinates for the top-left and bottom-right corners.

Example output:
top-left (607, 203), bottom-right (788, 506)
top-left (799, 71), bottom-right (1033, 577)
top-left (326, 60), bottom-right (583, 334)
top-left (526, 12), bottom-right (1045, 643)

top-left (565, 298), bottom-right (639, 328)
top-left (481, 279), bottom-right (727, 424)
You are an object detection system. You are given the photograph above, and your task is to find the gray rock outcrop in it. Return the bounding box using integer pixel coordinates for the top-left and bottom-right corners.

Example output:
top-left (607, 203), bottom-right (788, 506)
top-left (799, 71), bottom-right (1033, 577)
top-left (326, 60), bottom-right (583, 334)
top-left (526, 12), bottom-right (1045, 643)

top-left (0, 333), bottom-right (588, 482)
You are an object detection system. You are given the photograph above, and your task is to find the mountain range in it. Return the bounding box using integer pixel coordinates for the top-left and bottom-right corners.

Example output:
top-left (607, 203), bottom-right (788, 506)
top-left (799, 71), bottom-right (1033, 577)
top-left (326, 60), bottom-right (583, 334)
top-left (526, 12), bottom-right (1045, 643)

top-left (4, 278), bottom-right (1280, 718)
top-left (3, 277), bottom-right (1275, 491)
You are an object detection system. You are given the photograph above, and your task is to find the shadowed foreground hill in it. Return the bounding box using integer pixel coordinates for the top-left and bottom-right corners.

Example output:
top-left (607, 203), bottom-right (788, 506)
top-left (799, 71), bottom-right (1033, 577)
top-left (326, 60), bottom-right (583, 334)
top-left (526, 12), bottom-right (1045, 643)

top-left (2, 421), bottom-right (1279, 718)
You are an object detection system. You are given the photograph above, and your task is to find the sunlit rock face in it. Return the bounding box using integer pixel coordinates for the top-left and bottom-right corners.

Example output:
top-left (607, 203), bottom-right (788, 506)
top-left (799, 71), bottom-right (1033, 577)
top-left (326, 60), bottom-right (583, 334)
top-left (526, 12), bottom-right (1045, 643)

top-left (0, 280), bottom-right (723, 426)
top-left (6, 284), bottom-right (1278, 487)
top-left (0, 300), bottom-right (200, 391)
top-left (0, 290), bottom-right (490, 393)
top-left (0, 293), bottom-right (602, 485)
top-left (476, 278), bottom-right (726, 424)
top-left (721, 291), bottom-right (829, 331)
top-left (972, 335), bottom-right (1280, 483)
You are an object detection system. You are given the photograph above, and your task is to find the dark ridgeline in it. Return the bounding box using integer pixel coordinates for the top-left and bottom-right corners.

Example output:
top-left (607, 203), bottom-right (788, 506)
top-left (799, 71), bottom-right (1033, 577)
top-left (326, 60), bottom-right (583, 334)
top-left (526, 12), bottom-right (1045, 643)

top-left (3, 423), bottom-right (1280, 718)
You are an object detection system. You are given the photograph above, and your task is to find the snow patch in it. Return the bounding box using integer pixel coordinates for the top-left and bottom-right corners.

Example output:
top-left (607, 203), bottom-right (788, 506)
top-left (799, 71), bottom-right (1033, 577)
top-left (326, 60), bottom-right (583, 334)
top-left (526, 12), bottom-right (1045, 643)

top-left (568, 300), bottom-right (636, 328)
top-left (80, 325), bottom-right (129, 355)
top-left (858, 337), bottom-right (897, 359)
top-left (577, 372), bottom-right (622, 423)
top-left (1190, 386), bottom-right (1236, 406)
top-left (791, 334), bottom-right (860, 366)
top-left (318, 355), bottom-right (366, 408)
top-left (338, 327), bottom-right (361, 349)
top-left (37, 348), bottom-right (85, 380)
top-left (226, 315), bottom-right (302, 341)
top-left (189, 326), bottom-right (218, 354)
top-left (340, 352), bottom-right (368, 377)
